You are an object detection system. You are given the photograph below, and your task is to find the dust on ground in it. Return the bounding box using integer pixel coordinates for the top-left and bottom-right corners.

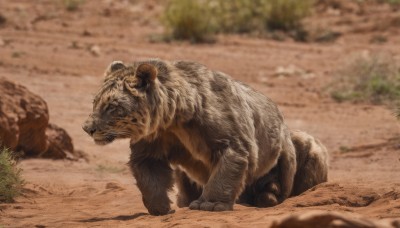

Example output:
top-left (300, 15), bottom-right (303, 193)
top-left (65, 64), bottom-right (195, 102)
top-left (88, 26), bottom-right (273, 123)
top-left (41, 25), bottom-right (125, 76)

top-left (0, 0), bottom-right (399, 227)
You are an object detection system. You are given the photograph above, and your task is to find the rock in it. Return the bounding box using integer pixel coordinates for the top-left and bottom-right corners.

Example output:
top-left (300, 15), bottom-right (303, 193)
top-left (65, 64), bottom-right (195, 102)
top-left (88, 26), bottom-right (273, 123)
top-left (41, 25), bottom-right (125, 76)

top-left (274, 65), bottom-right (315, 79)
top-left (0, 77), bottom-right (49, 156)
top-left (105, 182), bottom-right (125, 191)
top-left (0, 37), bottom-right (5, 47)
top-left (271, 210), bottom-right (399, 228)
top-left (43, 123), bottom-right (74, 159)
top-left (0, 13), bottom-right (6, 26)
top-left (0, 78), bottom-right (80, 159)
top-left (89, 45), bottom-right (101, 57)
top-left (82, 29), bottom-right (91, 36)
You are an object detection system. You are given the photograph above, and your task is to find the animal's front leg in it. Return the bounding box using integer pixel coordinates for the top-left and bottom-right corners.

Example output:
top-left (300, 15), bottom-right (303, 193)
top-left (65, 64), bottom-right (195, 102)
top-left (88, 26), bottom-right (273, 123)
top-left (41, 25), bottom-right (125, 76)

top-left (189, 148), bottom-right (248, 211)
top-left (130, 157), bottom-right (173, 216)
top-left (175, 168), bottom-right (203, 208)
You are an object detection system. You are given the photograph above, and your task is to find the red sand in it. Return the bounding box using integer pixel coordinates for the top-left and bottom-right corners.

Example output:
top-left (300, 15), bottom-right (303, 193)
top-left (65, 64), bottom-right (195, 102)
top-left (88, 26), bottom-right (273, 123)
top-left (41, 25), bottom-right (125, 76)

top-left (0, 1), bottom-right (399, 227)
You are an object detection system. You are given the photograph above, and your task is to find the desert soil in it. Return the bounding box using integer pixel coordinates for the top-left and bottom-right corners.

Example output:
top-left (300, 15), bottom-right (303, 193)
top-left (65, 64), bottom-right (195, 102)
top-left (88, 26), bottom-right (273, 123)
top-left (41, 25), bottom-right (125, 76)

top-left (0, 0), bottom-right (400, 227)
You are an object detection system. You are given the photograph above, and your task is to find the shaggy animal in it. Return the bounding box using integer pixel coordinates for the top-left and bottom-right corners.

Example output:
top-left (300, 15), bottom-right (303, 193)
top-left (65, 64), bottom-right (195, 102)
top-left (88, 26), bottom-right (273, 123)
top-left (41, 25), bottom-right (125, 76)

top-left (82, 59), bottom-right (321, 215)
top-left (238, 130), bottom-right (329, 207)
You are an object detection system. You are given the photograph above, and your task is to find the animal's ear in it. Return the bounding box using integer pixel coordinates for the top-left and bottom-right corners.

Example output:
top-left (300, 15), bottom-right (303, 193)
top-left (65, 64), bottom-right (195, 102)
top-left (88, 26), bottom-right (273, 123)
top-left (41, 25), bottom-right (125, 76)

top-left (135, 63), bottom-right (158, 82)
top-left (124, 63), bottom-right (158, 91)
top-left (105, 61), bottom-right (126, 76)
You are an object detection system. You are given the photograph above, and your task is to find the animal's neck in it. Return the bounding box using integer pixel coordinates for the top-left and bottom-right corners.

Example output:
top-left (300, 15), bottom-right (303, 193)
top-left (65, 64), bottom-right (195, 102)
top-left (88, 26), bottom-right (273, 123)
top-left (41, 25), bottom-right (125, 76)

top-left (160, 74), bottom-right (201, 129)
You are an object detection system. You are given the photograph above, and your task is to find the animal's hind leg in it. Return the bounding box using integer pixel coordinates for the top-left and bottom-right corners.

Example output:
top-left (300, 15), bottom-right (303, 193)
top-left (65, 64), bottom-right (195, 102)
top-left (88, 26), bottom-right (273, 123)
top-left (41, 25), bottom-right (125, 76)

top-left (276, 138), bottom-right (297, 202)
top-left (175, 168), bottom-right (202, 208)
top-left (254, 136), bottom-right (297, 207)
top-left (253, 167), bottom-right (281, 207)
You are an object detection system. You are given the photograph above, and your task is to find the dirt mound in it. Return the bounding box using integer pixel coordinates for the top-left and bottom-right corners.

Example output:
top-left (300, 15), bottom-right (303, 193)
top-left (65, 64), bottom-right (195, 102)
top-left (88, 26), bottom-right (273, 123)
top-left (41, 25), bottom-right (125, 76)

top-left (0, 77), bottom-right (80, 159)
top-left (272, 210), bottom-right (400, 228)
top-left (290, 183), bottom-right (380, 208)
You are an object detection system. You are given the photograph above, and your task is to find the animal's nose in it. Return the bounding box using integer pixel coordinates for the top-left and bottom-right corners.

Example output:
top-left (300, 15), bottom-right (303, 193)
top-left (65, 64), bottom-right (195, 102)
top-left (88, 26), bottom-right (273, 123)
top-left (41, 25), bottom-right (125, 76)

top-left (82, 124), bottom-right (96, 136)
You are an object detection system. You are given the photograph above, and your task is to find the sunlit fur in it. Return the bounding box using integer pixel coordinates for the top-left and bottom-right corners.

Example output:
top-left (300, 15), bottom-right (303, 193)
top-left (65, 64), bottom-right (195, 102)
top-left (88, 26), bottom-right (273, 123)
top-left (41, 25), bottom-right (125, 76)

top-left (83, 61), bottom-right (167, 145)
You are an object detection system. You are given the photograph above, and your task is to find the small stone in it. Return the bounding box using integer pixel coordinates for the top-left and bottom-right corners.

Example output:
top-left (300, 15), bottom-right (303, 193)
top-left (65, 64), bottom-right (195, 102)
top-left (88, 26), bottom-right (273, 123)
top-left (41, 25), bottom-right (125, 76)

top-left (0, 13), bottom-right (6, 25)
top-left (89, 45), bottom-right (101, 56)
top-left (274, 65), bottom-right (315, 79)
top-left (0, 37), bottom-right (5, 46)
top-left (69, 41), bottom-right (80, 49)
top-left (82, 29), bottom-right (91, 36)
top-left (105, 182), bottom-right (124, 191)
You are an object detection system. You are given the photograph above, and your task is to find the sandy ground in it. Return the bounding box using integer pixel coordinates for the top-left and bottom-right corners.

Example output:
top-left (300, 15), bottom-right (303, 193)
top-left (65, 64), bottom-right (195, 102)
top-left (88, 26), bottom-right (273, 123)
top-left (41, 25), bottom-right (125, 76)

top-left (0, 0), bottom-right (400, 227)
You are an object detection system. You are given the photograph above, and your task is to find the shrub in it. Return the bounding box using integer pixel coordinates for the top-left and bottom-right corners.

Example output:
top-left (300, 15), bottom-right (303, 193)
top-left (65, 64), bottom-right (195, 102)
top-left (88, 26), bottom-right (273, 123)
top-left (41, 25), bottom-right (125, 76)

top-left (379, 0), bottom-right (400, 5)
top-left (62, 0), bottom-right (84, 11)
top-left (266, 0), bottom-right (314, 31)
top-left (162, 0), bottom-right (315, 42)
top-left (330, 53), bottom-right (400, 106)
top-left (162, 0), bottom-right (215, 43)
top-left (0, 148), bottom-right (24, 203)
top-left (210, 0), bottom-right (269, 34)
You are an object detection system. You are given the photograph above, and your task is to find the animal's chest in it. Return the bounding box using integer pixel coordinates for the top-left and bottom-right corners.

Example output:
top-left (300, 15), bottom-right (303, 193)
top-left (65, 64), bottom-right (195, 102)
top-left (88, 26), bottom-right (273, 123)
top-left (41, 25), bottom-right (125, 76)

top-left (171, 127), bottom-right (212, 168)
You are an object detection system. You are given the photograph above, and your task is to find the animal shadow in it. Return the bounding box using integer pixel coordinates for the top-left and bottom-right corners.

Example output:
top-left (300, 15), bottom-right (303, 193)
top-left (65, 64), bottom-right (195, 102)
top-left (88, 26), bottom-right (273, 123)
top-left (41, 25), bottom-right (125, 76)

top-left (79, 212), bottom-right (148, 223)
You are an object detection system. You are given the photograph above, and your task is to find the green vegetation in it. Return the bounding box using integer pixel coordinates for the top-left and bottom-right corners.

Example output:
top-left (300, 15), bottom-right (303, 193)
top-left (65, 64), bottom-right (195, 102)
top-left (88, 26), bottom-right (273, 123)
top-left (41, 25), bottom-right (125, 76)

top-left (0, 148), bottom-right (24, 203)
top-left (96, 164), bottom-right (126, 174)
top-left (339, 146), bottom-right (351, 153)
top-left (162, 0), bottom-right (315, 42)
top-left (378, 0), bottom-right (400, 5)
top-left (162, 0), bottom-right (215, 43)
top-left (62, 0), bottom-right (85, 11)
top-left (330, 54), bottom-right (400, 106)
top-left (266, 0), bottom-right (314, 31)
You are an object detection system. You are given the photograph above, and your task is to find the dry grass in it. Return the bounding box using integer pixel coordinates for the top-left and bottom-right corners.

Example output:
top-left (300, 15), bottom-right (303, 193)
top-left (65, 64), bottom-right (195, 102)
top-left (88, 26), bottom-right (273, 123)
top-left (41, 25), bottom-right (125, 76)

top-left (162, 0), bottom-right (216, 43)
top-left (62, 0), bottom-right (85, 11)
top-left (0, 148), bottom-right (24, 203)
top-left (266, 0), bottom-right (314, 31)
top-left (96, 164), bottom-right (126, 174)
top-left (377, 0), bottom-right (400, 5)
top-left (330, 53), bottom-right (400, 106)
top-left (162, 0), bottom-right (315, 42)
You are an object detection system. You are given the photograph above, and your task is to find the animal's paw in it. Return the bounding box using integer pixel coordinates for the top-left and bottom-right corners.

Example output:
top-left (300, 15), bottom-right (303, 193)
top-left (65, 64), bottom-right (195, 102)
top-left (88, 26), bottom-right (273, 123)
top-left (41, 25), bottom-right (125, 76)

top-left (146, 203), bottom-right (173, 216)
top-left (255, 192), bottom-right (279, 207)
top-left (189, 199), bottom-right (232, 211)
top-left (255, 182), bottom-right (281, 207)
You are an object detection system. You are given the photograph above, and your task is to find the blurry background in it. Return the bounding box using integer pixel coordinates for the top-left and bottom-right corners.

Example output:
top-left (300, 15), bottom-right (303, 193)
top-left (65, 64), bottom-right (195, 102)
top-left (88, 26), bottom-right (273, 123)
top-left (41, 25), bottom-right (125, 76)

top-left (0, 0), bottom-right (399, 227)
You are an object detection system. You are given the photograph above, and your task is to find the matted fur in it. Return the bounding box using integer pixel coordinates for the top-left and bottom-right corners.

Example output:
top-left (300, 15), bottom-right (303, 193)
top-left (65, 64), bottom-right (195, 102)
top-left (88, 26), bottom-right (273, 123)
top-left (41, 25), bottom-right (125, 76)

top-left (83, 59), bottom-right (300, 215)
top-left (238, 130), bottom-right (329, 207)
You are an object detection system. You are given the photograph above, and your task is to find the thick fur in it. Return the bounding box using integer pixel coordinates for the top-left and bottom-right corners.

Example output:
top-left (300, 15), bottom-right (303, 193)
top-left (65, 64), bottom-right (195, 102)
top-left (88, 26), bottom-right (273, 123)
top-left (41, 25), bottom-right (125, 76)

top-left (290, 130), bottom-right (329, 196)
top-left (238, 130), bottom-right (329, 207)
top-left (83, 59), bottom-right (297, 215)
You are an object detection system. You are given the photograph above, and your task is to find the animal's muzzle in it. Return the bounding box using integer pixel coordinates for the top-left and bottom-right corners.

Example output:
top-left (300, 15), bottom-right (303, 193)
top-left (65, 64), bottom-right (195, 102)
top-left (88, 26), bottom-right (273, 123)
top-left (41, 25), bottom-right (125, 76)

top-left (82, 118), bottom-right (97, 136)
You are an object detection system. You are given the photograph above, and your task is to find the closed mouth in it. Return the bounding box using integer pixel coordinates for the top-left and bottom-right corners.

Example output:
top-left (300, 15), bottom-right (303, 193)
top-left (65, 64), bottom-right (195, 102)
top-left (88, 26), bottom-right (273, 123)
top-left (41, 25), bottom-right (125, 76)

top-left (94, 135), bottom-right (116, 145)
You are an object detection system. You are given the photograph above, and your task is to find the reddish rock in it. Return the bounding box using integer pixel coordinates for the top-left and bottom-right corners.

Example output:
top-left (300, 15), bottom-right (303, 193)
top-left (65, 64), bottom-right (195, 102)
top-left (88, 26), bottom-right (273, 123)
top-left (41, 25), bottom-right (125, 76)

top-left (0, 77), bottom-right (79, 159)
top-left (0, 78), bottom-right (49, 156)
top-left (43, 123), bottom-right (74, 159)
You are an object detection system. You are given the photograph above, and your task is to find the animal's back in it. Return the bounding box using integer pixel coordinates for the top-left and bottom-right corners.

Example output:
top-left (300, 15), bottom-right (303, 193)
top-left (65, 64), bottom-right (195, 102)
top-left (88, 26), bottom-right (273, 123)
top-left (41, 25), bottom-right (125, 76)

top-left (172, 60), bottom-right (291, 179)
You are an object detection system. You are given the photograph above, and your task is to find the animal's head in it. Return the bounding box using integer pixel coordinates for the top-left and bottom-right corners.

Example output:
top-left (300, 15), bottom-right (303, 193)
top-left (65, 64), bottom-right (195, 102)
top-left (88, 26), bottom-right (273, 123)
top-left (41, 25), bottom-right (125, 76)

top-left (82, 60), bottom-right (161, 145)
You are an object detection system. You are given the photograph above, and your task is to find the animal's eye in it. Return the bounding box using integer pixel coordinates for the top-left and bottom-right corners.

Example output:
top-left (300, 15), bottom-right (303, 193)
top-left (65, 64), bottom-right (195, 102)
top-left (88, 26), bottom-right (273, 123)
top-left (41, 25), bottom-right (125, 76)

top-left (107, 104), bottom-right (117, 113)
top-left (108, 104), bottom-right (126, 117)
